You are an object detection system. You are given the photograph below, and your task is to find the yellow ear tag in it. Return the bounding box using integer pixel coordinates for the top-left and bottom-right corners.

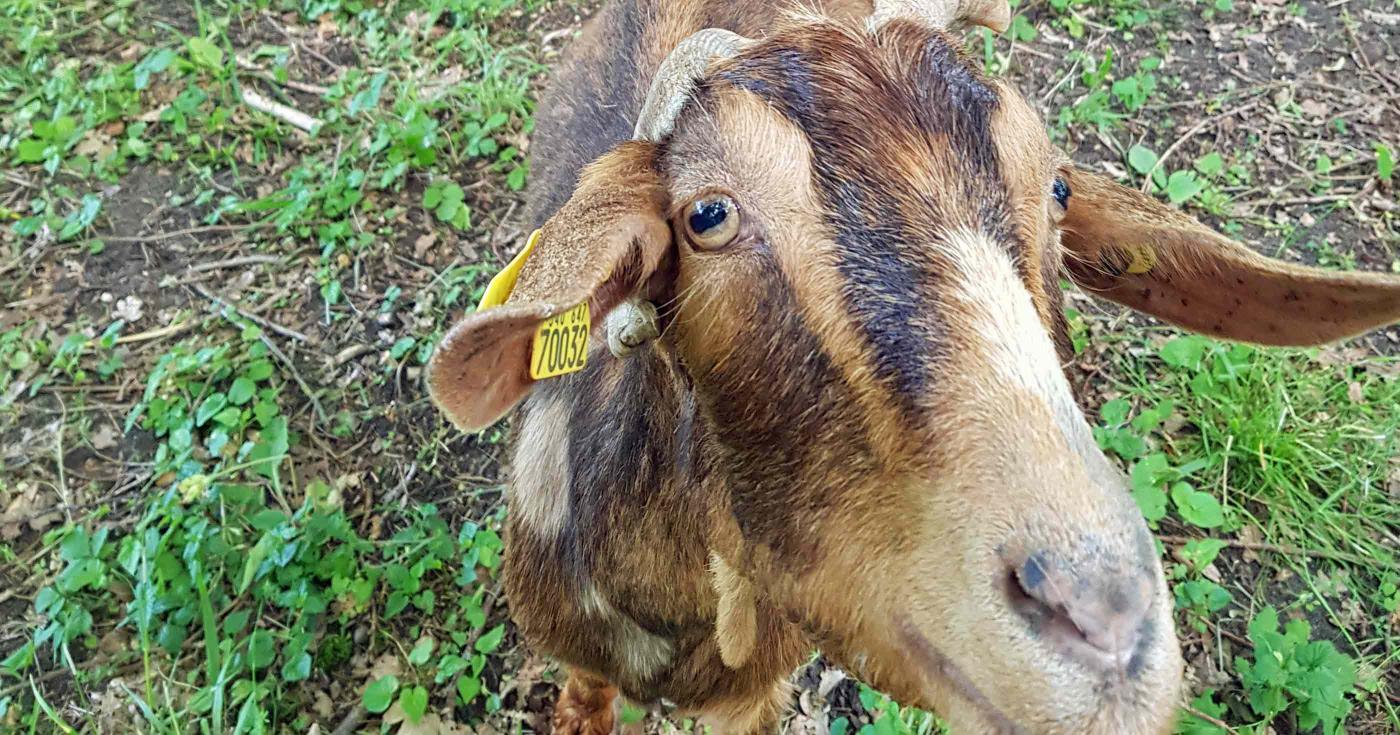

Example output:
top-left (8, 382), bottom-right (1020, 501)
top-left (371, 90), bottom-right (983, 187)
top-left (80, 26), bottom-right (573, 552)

top-left (530, 302), bottom-right (590, 379)
top-left (476, 229), bottom-right (542, 311)
top-left (475, 230), bottom-right (591, 380)
top-left (1125, 244), bottom-right (1157, 275)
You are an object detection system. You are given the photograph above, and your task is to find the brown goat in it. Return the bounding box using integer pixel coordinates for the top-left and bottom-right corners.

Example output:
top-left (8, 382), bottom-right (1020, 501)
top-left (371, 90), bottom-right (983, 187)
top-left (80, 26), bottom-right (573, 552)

top-left (427, 1), bottom-right (1400, 733)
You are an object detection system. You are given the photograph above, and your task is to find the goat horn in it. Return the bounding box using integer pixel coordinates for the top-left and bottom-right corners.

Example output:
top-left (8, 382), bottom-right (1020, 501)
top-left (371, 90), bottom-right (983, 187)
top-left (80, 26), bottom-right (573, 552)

top-left (633, 28), bottom-right (754, 142)
top-left (611, 31), bottom-right (751, 359)
top-left (872, 0), bottom-right (1012, 33)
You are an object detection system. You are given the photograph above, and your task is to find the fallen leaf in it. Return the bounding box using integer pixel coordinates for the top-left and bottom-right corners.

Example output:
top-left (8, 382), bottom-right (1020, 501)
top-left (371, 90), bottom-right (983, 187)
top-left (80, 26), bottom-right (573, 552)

top-left (137, 106), bottom-right (168, 123)
top-left (1363, 9), bottom-right (1400, 26)
top-left (114, 294), bottom-right (145, 323)
top-left (817, 667), bottom-right (846, 699)
top-left (92, 678), bottom-right (142, 733)
top-left (413, 232), bottom-right (437, 259)
top-left (392, 711), bottom-right (473, 735)
top-left (1, 482), bottom-right (59, 540)
top-left (312, 691), bottom-right (335, 720)
top-left (98, 628), bottom-right (132, 655)
top-left (316, 12), bottom-right (340, 38)
top-left (75, 131), bottom-right (115, 159)
top-left (367, 652), bottom-right (402, 682)
top-left (1314, 345), bottom-right (1368, 366)
top-left (788, 711), bottom-right (824, 735)
top-left (1299, 99), bottom-right (1329, 119)
top-left (91, 423), bottom-right (120, 451)
top-left (1237, 525), bottom-right (1263, 563)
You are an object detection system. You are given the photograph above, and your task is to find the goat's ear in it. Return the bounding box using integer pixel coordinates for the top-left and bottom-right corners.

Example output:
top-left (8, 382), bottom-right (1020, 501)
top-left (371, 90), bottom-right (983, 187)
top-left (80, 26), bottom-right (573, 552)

top-left (1060, 167), bottom-right (1400, 346)
top-left (427, 142), bottom-right (672, 432)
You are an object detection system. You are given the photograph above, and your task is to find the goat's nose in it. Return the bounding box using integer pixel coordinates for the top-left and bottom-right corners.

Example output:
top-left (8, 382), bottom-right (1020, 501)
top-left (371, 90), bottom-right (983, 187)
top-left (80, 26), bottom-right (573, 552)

top-left (1003, 550), bottom-right (1154, 674)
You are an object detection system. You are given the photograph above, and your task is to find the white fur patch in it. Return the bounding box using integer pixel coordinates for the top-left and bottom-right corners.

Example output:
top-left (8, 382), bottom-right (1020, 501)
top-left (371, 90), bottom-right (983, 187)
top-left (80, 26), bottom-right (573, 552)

top-left (510, 398), bottom-right (572, 536)
top-left (941, 229), bottom-right (1098, 457)
top-left (581, 584), bottom-right (674, 680)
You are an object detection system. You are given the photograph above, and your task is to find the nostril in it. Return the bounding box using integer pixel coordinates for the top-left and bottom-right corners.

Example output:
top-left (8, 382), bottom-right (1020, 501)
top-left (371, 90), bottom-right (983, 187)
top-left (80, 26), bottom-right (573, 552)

top-left (1000, 553), bottom-right (1152, 673)
top-left (1004, 559), bottom-right (1062, 623)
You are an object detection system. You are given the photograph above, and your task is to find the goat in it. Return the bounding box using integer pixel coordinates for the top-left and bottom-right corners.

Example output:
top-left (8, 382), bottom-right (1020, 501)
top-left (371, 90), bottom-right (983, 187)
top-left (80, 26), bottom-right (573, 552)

top-left (426, 1), bottom-right (1400, 733)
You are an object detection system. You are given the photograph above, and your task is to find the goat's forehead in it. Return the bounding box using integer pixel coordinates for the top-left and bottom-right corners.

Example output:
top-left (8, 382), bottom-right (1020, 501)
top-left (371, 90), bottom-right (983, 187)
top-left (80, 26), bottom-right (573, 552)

top-left (665, 21), bottom-right (1032, 231)
top-left (706, 20), bottom-right (1004, 153)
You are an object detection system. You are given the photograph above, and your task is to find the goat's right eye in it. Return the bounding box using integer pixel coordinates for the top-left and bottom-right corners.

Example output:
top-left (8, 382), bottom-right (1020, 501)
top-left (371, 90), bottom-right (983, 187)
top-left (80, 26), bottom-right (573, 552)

top-left (684, 196), bottom-right (741, 250)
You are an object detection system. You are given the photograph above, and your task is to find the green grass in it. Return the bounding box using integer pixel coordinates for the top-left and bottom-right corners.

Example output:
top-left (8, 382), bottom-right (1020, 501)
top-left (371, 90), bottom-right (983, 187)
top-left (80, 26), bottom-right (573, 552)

top-left (2, 0), bottom-right (535, 730)
top-left (1087, 328), bottom-right (1400, 732)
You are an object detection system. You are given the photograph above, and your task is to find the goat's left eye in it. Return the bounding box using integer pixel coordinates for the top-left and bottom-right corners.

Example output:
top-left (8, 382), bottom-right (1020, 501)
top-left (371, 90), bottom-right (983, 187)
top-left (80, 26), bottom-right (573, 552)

top-left (1051, 178), bottom-right (1071, 210)
top-left (684, 195), bottom-right (741, 250)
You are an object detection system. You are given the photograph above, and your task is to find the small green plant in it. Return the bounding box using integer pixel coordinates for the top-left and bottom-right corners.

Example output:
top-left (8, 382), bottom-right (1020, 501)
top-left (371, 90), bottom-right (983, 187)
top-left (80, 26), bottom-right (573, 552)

top-left (1058, 49), bottom-right (1122, 130)
top-left (1236, 607), bottom-right (1356, 735)
top-left (1127, 145), bottom-right (1207, 205)
top-left (1169, 539), bottom-right (1231, 632)
top-left (1093, 395), bottom-right (1215, 527)
top-left (15, 114), bottom-right (82, 174)
top-left (1110, 56), bottom-right (1159, 112)
top-left (1063, 304), bottom-right (1090, 355)
top-left (856, 684), bottom-right (949, 735)
top-left (1177, 689), bottom-right (1229, 734)
top-left (364, 674), bottom-right (400, 714)
top-left (1008, 14), bottom-right (1038, 43)
top-left (423, 179), bottom-right (471, 230)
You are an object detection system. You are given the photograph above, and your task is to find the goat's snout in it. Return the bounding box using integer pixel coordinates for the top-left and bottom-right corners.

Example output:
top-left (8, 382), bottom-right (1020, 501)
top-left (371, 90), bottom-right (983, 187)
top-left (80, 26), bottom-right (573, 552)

top-left (1001, 547), bottom-right (1155, 676)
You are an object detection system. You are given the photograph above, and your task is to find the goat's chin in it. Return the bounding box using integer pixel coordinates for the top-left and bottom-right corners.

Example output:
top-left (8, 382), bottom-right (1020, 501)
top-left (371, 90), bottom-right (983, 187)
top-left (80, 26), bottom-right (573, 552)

top-left (835, 603), bottom-right (1183, 735)
top-left (902, 616), bottom-right (1182, 735)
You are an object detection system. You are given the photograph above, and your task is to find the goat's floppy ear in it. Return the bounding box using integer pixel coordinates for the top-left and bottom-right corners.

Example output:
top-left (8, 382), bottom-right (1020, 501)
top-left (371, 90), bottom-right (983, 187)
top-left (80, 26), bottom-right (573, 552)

top-left (427, 142), bottom-right (671, 432)
top-left (1060, 167), bottom-right (1400, 346)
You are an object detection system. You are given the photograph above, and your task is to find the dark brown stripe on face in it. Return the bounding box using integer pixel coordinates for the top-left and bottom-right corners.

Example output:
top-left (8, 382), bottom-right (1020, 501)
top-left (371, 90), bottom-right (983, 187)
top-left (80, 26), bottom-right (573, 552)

top-left (710, 22), bottom-right (1016, 412)
top-left (695, 254), bottom-right (875, 565)
top-left (527, 347), bottom-right (684, 586)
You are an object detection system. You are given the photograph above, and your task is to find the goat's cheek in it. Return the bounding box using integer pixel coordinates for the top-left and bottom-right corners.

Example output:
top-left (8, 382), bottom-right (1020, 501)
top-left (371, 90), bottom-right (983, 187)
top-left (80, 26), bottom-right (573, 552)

top-left (672, 267), bottom-right (752, 367)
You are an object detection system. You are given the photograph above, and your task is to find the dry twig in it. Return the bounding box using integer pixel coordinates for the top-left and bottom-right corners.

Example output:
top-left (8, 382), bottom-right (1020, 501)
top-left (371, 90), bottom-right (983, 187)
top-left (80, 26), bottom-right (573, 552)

top-left (1141, 101), bottom-right (1260, 192)
top-left (240, 88), bottom-right (323, 133)
top-left (191, 283), bottom-right (310, 343)
top-left (1157, 534), bottom-right (1369, 565)
top-left (189, 254), bottom-right (283, 273)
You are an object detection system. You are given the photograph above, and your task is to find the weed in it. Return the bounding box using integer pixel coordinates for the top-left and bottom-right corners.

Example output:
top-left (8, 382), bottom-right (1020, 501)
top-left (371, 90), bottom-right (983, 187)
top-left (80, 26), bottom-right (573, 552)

top-left (1092, 328), bottom-right (1399, 731)
top-left (855, 684), bottom-right (949, 735)
top-left (1237, 607), bottom-right (1356, 735)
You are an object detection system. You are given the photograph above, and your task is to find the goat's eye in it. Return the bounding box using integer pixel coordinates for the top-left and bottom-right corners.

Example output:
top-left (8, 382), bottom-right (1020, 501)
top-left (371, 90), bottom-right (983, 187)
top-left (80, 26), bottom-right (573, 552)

top-left (1051, 178), bottom-right (1071, 210)
top-left (684, 196), bottom-right (740, 250)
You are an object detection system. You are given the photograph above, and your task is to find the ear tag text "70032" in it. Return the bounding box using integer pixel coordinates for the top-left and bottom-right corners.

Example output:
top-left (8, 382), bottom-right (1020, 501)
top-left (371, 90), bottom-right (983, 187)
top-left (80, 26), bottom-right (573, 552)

top-left (475, 229), bottom-right (591, 380)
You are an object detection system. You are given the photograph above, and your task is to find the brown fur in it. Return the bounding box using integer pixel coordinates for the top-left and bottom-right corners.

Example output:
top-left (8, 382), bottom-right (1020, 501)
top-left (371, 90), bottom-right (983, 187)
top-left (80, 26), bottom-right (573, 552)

top-left (428, 3), bottom-right (1400, 733)
top-left (1060, 168), bottom-right (1400, 345)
